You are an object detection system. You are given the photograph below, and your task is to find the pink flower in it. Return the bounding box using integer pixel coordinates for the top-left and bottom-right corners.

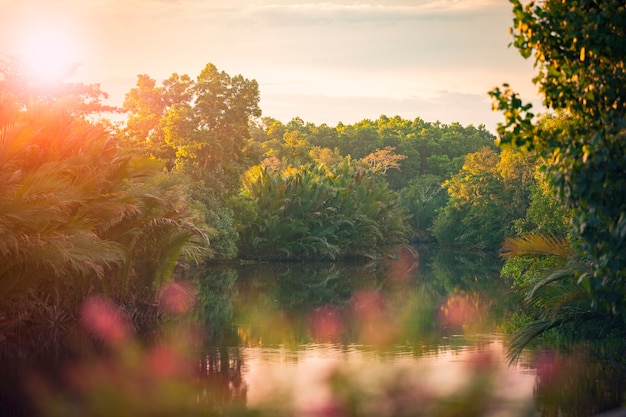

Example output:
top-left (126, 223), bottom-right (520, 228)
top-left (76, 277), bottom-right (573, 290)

top-left (158, 281), bottom-right (196, 315)
top-left (309, 306), bottom-right (343, 342)
top-left (80, 296), bottom-right (130, 345)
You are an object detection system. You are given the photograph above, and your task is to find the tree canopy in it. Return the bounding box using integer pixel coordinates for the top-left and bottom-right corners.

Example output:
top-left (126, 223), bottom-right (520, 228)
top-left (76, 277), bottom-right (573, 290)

top-left (491, 1), bottom-right (626, 319)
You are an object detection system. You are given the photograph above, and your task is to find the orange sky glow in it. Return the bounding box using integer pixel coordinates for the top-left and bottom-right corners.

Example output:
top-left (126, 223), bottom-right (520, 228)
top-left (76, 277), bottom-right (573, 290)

top-left (0, 0), bottom-right (540, 131)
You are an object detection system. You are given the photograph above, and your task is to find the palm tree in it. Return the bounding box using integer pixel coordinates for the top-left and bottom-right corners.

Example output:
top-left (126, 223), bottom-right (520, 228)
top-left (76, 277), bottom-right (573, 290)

top-left (501, 234), bottom-right (626, 361)
top-left (0, 102), bottom-right (124, 308)
top-left (0, 100), bottom-right (206, 314)
top-left (237, 159), bottom-right (408, 261)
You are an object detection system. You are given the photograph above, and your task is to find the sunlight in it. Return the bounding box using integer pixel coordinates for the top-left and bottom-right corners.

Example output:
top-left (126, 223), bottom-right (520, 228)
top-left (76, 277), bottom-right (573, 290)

top-left (17, 20), bottom-right (78, 84)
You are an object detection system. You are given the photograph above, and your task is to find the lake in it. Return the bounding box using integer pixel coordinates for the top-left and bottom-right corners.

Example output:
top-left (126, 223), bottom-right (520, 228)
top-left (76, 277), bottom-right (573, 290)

top-left (2, 247), bottom-right (624, 416)
top-left (193, 247), bottom-right (626, 417)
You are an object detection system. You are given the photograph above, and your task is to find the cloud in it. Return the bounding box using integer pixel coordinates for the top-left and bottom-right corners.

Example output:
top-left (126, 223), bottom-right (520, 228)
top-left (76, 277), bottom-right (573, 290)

top-left (242, 1), bottom-right (502, 24)
top-left (1, 0), bottom-right (537, 130)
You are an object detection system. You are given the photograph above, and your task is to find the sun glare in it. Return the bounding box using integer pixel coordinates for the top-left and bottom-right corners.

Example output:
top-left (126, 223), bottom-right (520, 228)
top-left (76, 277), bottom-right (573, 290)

top-left (17, 21), bottom-right (79, 84)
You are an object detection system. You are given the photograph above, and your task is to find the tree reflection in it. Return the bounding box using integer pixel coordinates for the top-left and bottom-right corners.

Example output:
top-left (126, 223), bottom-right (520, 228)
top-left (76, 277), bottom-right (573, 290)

top-left (527, 345), bottom-right (626, 417)
top-left (5, 252), bottom-right (625, 417)
top-left (193, 267), bottom-right (247, 410)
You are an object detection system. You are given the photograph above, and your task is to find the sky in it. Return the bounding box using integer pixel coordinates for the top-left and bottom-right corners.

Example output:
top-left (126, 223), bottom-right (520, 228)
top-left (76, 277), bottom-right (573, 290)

top-left (0, 0), bottom-right (542, 132)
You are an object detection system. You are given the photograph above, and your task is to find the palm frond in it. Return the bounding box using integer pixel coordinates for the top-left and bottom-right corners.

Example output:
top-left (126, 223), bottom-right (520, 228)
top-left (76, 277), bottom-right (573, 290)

top-left (501, 233), bottom-right (574, 260)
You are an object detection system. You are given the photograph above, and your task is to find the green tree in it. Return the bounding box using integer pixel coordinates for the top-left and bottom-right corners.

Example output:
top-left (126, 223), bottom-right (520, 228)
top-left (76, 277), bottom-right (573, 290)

top-left (157, 64), bottom-right (261, 188)
top-left (120, 64), bottom-right (261, 260)
top-left (244, 115), bottom-right (499, 245)
top-left (121, 73), bottom-right (193, 164)
top-left (490, 1), bottom-right (626, 319)
top-left (400, 174), bottom-right (446, 241)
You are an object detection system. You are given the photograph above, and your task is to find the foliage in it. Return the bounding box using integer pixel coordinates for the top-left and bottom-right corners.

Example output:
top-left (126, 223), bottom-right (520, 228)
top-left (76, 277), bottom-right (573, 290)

top-left (120, 73), bottom-right (192, 164)
top-left (100, 172), bottom-right (208, 298)
top-left (119, 64), bottom-right (261, 260)
top-left (490, 0), bottom-right (626, 319)
top-left (512, 169), bottom-right (572, 237)
top-left (361, 146), bottom-right (407, 174)
top-left (122, 64), bottom-right (260, 189)
top-left (399, 174), bottom-right (447, 241)
top-left (500, 234), bottom-right (626, 361)
top-left (0, 98), bottom-right (206, 314)
top-left (237, 159), bottom-right (409, 261)
top-left (249, 116), bottom-right (496, 241)
top-left (433, 147), bottom-right (535, 250)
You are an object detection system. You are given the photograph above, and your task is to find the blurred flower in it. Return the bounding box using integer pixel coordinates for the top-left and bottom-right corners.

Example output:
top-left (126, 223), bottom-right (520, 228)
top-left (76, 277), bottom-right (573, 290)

top-left (309, 306), bottom-right (343, 342)
top-left (351, 289), bottom-right (397, 344)
top-left (145, 344), bottom-right (193, 379)
top-left (79, 296), bottom-right (130, 346)
top-left (158, 281), bottom-right (196, 315)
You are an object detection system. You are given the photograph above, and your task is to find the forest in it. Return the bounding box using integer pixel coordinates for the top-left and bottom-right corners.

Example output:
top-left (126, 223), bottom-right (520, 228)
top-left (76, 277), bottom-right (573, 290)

top-left (1, 1), bottom-right (625, 416)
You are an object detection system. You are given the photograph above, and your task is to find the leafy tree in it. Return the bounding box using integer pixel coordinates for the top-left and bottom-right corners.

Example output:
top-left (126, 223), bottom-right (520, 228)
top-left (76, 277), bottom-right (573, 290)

top-left (121, 73), bottom-right (193, 164)
top-left (309, 146), bottom-right (344, 167)
top-left (400, 174), bottom-right (447, 241)
top-left (156, 64), bottom-right (261, 189)
top-left (121, 63), bottom-right (260, 193)
top-left (244, 115), bottom-right (499, 245)
top-left (490, 1), bottom-right (626, 319)
top-left (361, 146), bottom-right (407, 174)
top-left (120, 64), bottom-right (261, 260)
top-left (512, 170), bottom-right (572, 237)
top-left (434, 148), bottom-right (504, 249)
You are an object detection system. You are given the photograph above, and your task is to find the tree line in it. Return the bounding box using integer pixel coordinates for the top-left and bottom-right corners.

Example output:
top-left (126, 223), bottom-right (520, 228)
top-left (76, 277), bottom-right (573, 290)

top-left (1, 0), bottom-right (625, 367)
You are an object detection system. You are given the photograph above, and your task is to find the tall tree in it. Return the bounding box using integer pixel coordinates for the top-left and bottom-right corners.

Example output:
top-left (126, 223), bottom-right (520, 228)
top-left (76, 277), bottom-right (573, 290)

top-left (490, 0), bottom-right (626, 317)
top-left (433, 146), bottom-right (535, 250)
top-left (164, 64), bottom-right (261, 187)
top-left (121, 63), bottom-right (260, 192)
top-left (120, 64), bottom-right (261, 260)
top-left (121, 73), bottom-right (193, 164)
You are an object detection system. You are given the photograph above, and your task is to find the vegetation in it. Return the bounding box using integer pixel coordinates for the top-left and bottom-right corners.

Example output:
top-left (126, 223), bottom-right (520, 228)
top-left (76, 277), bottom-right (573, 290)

top-left (490, 0), bottom-right (626, 356)
top-left (248, 116), bottom-right (497, 243)
top-left (236, 158), bottom-right (408, 261)
top-left (0, 95), bottom-right (205, 310)
top-left (3, 0), bottom-right (626, 412)
top-left (432, 146), bottom-right (535, 250)
top-left (119, 64), bottom-right (262, 260)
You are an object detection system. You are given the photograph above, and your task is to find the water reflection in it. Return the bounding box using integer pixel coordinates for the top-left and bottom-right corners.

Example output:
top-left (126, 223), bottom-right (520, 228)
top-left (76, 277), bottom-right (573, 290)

top-left (219, 249), bottom-right (508, 351)
top-left (243, 339), bottom-right (536, 417)
top-left (4, 249), bottom-right (625, 416)
top-left (193, 249), bottom-right (626, 417)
